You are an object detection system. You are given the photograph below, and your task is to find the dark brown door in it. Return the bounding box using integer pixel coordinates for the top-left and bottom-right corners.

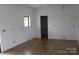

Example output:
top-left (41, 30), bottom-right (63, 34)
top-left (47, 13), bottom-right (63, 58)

top-left (40, 16), bottom-right (48, 39)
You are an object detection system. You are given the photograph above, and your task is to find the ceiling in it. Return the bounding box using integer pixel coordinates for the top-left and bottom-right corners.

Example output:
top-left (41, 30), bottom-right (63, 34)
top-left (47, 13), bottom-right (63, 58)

top-left (25, 4), bottom-right (78, 8)
top-left (26, 4), bottom-right (48, 8)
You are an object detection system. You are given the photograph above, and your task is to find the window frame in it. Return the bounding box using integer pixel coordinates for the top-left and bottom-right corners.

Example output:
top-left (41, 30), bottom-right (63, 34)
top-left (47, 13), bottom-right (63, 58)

top-left (24, 16), bottom-right (31, 27)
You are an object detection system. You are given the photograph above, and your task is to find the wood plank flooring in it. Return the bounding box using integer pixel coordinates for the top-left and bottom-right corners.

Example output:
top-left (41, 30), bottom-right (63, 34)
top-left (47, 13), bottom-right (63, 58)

top-left (0, 38), bottom-right (79, 55)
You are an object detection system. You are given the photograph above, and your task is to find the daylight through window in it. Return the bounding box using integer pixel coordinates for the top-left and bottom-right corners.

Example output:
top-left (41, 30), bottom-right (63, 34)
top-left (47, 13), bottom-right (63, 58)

top-left (24, 16), bottom-right (31, 27)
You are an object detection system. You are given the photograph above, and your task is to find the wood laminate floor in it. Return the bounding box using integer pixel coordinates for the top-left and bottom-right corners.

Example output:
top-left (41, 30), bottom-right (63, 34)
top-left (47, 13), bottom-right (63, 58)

top-left (0, 38), bottom-right (79, 55)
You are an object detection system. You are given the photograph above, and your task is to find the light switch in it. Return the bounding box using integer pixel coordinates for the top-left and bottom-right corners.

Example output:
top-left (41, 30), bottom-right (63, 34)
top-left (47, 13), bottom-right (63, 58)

top-left (72, 24), bottom-right (75, 27)
top-left (53, 24), bottom-right (55, 27)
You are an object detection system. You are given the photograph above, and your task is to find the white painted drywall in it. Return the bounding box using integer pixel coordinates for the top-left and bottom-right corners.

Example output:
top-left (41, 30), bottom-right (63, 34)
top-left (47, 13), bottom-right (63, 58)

top-left (75, 5), bottom-right (79, 42)
top-left (34, 5), bottom-right (78, 40)
top-left (0, 5), bottom-right (34, 52)
top-left (0, 32), bottom-right (1, 49)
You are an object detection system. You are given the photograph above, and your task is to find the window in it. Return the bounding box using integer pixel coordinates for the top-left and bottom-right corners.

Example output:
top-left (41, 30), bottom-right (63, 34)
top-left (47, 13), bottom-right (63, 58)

top-left (24, 16), bottom-right (31, 27)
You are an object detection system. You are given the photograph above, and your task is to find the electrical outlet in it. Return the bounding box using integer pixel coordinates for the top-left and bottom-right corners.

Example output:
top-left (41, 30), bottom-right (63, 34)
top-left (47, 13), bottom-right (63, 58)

top-left (62, 36), bottom-right (65, 39)
top-left (12, 41), bottom-right (15, 43)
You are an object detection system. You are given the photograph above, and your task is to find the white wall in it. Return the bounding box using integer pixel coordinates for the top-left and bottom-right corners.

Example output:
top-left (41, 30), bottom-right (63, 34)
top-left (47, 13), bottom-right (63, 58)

top-left (0, 5), bottom-right (34, 52)
top-left (76, 5), bottom-right (79, 42)
top-left (0, 33), bottom-right (1, 49)
top-left (34, 5), bottom-right (78, 40)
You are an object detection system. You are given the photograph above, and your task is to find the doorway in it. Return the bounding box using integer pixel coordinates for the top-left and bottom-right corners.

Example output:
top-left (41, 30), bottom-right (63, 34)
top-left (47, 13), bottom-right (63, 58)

top-left (0, 38), bottom-right (1, 53)
top-left (0, 46), bottom-right (1, 53)
top-left (40, 16), bottom-right (48, 39)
